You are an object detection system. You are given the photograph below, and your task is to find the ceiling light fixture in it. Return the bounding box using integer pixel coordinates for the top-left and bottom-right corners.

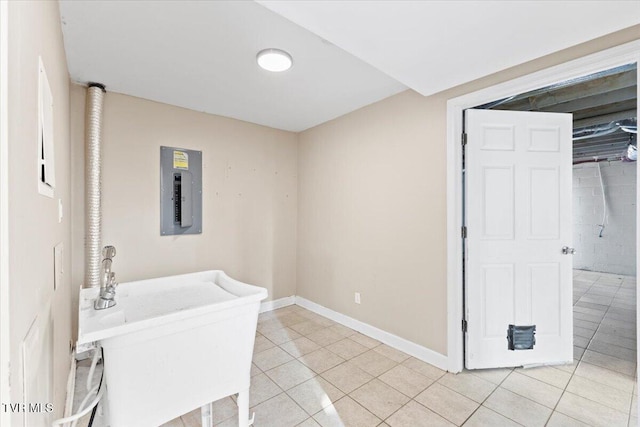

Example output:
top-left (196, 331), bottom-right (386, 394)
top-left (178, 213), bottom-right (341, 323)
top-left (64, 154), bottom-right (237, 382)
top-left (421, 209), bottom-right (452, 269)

top-left (256, 48), bottom-right (292, 72)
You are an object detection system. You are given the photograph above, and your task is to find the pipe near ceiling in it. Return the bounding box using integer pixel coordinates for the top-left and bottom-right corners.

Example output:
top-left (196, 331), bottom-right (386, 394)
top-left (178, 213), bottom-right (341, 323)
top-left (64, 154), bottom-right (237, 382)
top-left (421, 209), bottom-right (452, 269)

top-left (84, 83), bottom-right (106, 288)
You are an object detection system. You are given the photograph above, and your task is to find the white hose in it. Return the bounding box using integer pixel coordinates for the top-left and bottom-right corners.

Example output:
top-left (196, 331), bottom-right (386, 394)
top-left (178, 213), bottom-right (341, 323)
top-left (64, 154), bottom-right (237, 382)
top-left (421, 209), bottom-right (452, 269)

top-left (596, 162), bottom-right (607, 237)
top-left (52, 348), bottom-right (104, 427)
top-left (71, 384), bottom-right (100, 427)
top-left (51, 384), bottom-right (104, 427)
top-left (87, 348), bottom-right (100, 392)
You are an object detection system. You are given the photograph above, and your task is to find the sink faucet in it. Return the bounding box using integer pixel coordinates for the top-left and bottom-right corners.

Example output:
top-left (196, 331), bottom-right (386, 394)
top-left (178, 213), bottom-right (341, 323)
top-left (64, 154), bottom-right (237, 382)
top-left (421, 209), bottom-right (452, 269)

top-left (94, 245), bottom-right (118, 310)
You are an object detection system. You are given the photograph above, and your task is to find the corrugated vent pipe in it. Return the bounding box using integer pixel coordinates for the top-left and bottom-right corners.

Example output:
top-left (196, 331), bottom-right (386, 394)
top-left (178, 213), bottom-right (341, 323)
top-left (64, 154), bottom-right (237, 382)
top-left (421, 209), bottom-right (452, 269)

top-left (84, 83), bottom-right (106, 288)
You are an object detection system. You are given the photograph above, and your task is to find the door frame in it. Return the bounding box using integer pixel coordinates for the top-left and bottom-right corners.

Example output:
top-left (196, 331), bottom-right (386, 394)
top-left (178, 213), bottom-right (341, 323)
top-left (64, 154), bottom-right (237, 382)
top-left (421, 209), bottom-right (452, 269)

top-left (446, 40), bottom-right (640, 373)
top-left (0, 1), bottom-right (10, 425)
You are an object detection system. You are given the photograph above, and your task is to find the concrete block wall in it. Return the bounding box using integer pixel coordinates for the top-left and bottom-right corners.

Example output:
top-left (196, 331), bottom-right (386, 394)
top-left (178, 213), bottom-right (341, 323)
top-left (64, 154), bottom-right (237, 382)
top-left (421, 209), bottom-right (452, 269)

top-left (573, 161), bottom-right (637, 276)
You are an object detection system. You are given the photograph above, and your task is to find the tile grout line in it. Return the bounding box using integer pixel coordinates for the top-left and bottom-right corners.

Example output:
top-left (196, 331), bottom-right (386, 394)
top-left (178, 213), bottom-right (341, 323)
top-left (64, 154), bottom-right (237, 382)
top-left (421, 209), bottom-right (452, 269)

top-left (617, 276), bottom-right (637, 427)
top-left (543, 277), bottom-right (594, 426)
top-left (543, 274), bottom-right (600, 427)
top-left (255, 308), bottom-right (330, 424)
top-left (304, 368), bottom-right (386, 425)
top-left (557, 275), bottom-right (625, 423)
top-left (264, 305), bottom-right (449, 425)
top-left (458, 369), bottom-right (519, 426)
top-left (255, 313), bottom-right (332, 424)
top-left (376, 370), bottom-right (448, 425)
top-left (546, 273), bottom-right (635, 426)
top-left (282, 321), bottom-right (399, 425)
top-left (580, 276), bottom-right (629, 343)
top-left (267, 306), bottom-right (487, 425)
top-left (581, 276), bottom-right (637, 377)
top-left (292, 318), bottom-right (445, 425)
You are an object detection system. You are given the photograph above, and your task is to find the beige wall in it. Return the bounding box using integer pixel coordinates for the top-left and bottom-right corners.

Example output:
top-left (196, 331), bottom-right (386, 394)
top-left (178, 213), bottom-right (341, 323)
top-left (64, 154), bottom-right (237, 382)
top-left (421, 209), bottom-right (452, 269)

top-left (298, 90), bottom-right (448, 352)
top-left (70, 89), bottom-right (298, 332)
top-left (297, 25), bottom-right (640, 356)
top-left (8, 0), bottom-right (72, 423)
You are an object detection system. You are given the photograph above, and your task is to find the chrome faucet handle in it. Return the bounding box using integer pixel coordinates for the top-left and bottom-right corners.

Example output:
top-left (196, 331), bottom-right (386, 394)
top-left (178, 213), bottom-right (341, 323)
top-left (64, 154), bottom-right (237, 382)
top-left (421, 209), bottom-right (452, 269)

top-left (102, 245), bottom-right (116, 259)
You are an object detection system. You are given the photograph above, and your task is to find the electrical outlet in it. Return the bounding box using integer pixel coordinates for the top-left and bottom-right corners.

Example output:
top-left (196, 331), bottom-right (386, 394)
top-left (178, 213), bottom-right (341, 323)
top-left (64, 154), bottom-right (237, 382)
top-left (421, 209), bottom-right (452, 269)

top-left (354, 292), bottom-right (361, 304)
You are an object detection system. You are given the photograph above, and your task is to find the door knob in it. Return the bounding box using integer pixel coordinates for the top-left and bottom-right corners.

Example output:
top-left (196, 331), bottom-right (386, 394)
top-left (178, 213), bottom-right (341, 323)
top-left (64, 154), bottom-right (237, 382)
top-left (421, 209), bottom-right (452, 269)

top-left (562, 246), bottom-right (576, 255)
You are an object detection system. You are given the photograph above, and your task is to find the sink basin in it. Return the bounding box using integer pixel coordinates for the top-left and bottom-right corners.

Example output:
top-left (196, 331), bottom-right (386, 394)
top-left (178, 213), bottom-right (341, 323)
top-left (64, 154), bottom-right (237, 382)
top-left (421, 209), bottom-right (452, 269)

top-left (78, 270), bottom-right (267, 427)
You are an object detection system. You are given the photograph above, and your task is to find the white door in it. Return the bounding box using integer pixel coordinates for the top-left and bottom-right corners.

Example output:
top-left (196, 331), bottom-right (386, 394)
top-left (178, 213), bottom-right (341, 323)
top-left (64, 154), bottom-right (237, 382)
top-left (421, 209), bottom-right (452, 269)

top-left (465, 109), bottom-right (573, 369)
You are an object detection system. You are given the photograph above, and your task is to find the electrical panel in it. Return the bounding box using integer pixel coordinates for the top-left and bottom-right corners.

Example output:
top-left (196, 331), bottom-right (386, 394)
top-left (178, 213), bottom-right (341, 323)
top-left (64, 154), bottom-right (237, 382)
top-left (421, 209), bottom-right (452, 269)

top-left (160, 146), bottom-right (202, 235)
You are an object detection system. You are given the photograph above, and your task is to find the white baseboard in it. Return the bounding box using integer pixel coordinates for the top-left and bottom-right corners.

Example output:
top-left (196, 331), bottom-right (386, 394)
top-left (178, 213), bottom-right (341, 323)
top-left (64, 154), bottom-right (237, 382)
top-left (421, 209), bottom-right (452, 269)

top-left (260, 296), bottom-right (295, 313)
top-left (295, 296), bottom-right (449, 371)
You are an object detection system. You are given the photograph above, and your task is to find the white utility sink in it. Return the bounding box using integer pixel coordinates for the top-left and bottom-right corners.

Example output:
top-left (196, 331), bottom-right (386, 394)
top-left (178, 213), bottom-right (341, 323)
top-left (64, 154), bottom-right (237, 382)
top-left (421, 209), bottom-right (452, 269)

top-left (78, 270), bottom-right (267, 427)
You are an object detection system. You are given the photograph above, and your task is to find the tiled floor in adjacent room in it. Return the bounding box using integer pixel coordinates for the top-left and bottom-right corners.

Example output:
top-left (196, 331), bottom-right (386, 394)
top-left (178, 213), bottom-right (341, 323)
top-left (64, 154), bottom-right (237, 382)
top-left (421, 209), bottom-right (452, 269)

top-left (78, 269), bottom-right (637, 427)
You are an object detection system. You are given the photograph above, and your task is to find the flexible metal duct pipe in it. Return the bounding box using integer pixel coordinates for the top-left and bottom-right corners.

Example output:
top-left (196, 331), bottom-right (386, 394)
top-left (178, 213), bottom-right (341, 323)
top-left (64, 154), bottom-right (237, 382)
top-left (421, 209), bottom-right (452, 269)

top-left (84, 83), bottom-right (106, 288)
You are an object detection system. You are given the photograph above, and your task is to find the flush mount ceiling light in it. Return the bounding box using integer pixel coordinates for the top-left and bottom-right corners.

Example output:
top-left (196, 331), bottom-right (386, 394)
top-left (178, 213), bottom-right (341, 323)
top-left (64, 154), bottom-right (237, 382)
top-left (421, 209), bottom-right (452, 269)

top-left (256, 48), bottom-right (292, 72)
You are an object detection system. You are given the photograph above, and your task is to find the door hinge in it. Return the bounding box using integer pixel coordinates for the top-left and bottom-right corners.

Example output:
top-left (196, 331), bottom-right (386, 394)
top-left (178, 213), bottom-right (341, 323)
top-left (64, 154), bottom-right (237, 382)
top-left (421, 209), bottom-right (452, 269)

top-left (462, 319), bottom-right (468, 333)
top-left (461, 226), bottom-right (467, 238)
top-left (461, 132), bottom-right (467, 146)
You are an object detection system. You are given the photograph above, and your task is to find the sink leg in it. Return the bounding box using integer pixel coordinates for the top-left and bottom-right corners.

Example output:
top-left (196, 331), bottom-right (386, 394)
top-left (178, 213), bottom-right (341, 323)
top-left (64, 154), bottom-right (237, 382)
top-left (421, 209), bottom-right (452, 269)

top-left (201, 402), bottom-right (213, 427)
top-left (238, 389), bottom-right (250, 427)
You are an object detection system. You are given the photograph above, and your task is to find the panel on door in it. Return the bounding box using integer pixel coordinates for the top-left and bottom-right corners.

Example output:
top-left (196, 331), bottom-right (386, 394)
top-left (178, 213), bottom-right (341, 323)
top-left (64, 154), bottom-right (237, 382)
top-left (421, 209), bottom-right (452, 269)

top-left (465, 109), bottom-right (573, 369)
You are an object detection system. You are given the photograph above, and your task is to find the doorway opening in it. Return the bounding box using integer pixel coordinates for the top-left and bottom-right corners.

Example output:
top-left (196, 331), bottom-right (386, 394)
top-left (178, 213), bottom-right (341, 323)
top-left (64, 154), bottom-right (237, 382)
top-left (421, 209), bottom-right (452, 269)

top-left (446, 42), bottom-right (639, 425)
top-left (472, 61), bottom-right (637, 368)
top-left (469, 60), bottom-right (636, 402)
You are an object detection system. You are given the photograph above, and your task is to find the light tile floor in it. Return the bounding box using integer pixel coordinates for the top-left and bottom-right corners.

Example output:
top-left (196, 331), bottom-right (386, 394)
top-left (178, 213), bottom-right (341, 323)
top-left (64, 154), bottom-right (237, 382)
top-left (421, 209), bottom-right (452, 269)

top-left (77, 269), bottom-right (637, 427)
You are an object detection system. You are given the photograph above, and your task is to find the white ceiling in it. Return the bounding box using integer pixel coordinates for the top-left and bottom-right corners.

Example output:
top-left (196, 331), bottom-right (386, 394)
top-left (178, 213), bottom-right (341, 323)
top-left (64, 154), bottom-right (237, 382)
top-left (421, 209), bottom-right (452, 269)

top-left (58, 1), bottom-right (406, 132)
top-left (258, 1), bottom-right (640, 96)
top-left (59, 1), bottom-right (640, 132)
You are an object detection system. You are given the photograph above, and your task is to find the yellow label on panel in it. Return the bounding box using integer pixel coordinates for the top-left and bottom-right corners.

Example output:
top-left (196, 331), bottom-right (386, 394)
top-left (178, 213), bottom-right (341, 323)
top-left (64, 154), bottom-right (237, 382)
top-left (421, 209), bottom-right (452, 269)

top-left (173, 151), bottom-right (189, 170)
